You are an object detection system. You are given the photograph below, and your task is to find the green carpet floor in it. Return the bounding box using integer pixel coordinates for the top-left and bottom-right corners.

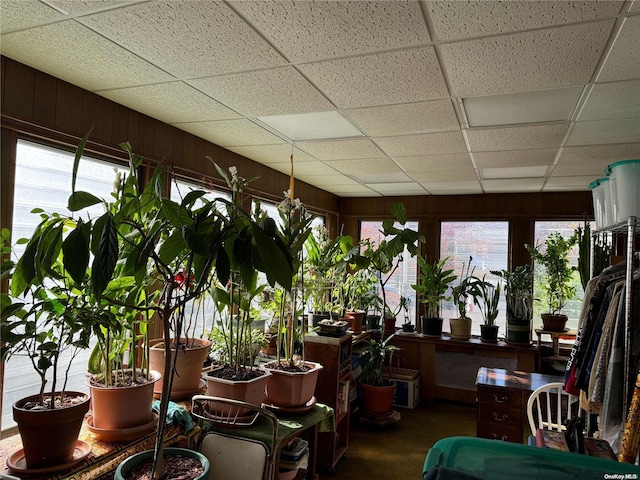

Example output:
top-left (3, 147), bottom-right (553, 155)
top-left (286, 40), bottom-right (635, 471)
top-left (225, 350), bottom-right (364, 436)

top-left (329, 402), bottom-right (477, 479)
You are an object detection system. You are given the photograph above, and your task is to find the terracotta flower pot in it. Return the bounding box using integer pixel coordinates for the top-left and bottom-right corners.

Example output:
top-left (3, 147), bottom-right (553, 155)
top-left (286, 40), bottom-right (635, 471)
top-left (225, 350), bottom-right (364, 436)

top-left (149, 337), bottom-right (212, 399)
top-left (88, 370), bottom-right (161, 431)
top-left (359, 381), bottom-right (396, 413)
top-left (346, 311), bottom-right (365, 334)
top-left (13, 391), bottom-right (90, 469)
top-left (263, 361), bottom-right (323, 407)
top-left (204, 367), bottom-right (271, 417)
top-left (541, 314), bottom-right (568, 332)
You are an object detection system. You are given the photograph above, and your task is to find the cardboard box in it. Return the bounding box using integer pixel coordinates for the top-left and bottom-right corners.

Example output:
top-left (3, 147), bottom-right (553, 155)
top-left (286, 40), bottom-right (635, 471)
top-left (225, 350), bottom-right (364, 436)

top-left (382, 367), bottom-right (419, 409)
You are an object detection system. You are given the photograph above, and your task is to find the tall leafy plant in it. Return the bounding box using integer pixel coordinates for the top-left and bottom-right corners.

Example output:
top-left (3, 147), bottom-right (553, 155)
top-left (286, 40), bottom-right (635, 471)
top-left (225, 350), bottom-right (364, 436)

top-left (411, 256), bottom-right (457, 319)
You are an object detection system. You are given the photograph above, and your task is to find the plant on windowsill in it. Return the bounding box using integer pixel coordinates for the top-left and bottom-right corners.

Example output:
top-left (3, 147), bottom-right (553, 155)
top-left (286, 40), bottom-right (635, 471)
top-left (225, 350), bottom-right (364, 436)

top-left (449, 256), bottom-right (481, 341)
top-left (492, 265), bottom-right (534, 345)
top-left (526, 232), bottom-right (578, 332)
top-left (411, 256), bottom-right (457, 337)
top-left (472, 274), bottom-right (501, 343)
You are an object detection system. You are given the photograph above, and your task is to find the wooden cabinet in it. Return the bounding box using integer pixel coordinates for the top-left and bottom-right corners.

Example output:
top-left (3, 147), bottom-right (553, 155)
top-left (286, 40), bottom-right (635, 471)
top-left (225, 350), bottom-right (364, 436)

top-left (475, 367), bottom-right (561, 443)
top-left (304, 332), bottom-right (352, 471)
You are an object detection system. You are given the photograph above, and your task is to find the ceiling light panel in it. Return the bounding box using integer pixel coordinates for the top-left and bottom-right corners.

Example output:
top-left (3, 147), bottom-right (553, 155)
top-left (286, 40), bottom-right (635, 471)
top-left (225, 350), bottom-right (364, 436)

top-left (483, 178), bottom-right (544, 192)
top-left (327, 184), bottom-right (381, 196)
top-left (467, 124), bottom-right (569, 152)
top-left (464, 87), bottom-right (583, 127)
top-left (80, 1), bottom-right (286, 78)
top-left (442, 21), bottom-right (614, 97)
top-left (257, 111), bottom-right (363, 142)
top-left (481, 166), bottom-right (548, 179)
top-left (346, 100), bottom-right (459, 136)
top-left (368, 183), bottom-right (427, 195)
top-left (473, 149), bottom-right (558, 169)
top-left (375, 131), bottom-right (467, 157)
top-left (420, 181), bottom-right (482, 195)
top-left (298, 47), bottom-right (449, 109)
top-left (230, 0), bottom-right (430, 62)
top-left (427, 0), bottom-right (623, 41)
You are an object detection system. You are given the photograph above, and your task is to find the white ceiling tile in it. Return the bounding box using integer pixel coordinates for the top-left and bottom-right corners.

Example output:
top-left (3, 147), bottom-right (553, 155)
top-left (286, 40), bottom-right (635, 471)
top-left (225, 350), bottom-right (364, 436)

top-left (557, 143), bottom-right (640, 166)
top-left (545, 176), bottom-right (595, 188)
top-left (188, 67), bottom-right (333, 117)
top-left (346, 100), bottom-right (459, 137)
top-left (578, 79), bottom-right (640, 121)
top-left (177, 119), bottom-right (283, 148)
top-left (297, 139), bottom-right (384, 160)
top-left (483, 178), bottom-right (544, 192)
top-left (395, 154), bottom-right (473, 172)
top-left (473, 149), bottom-right (558, 169)
top-left (420, 181), bottom-right (482, 195)
top-left (427, 0), bottom-right (623, 41)
top-left (50, 0), bottom-right (139, 15)
top-left (442, 21), bottom-right (614, 97)
top-left (266, 161), bottom-right (341, 178)
top-left (100, 82), bottom-right (240, 124)
top-left (464, 87), bottom-right (583, 127)
top-left (566, 118), bottom-right (640, 146)
top-left (354, 172), bottom-right (413, 184)
top-left (0, 21), bottom-right (173, 90)
top-left (597, 15), bottom-right (640, 82)
top-left (375, 131), bottom-right (467, 157)
top-left (227, 145), bottom-right (317, 165)
top-left (299, 47), bottom-right (449, 109)
top-left (467, 124), bottom-right (569, 152)
top-left (411, 170), bottom-right (478, 183)
top-left (326, 158), bottom-right (403, 176)
top-left (368, 183), bottom-right (428, 195)
top-left (305, 175), bottom-right (362, 187)
top-left (79, 1), bottom-right (286, 78)
top-left (325, 184), bottom-right (381, 196)
top-left (482, 166), bottom-right (548, 180)
top-left (0, 0), bottom-right (62, 33)
top-left (231, 0), bottom-right (430, 62)
top-left (551, 163), bottom-right (608, 177)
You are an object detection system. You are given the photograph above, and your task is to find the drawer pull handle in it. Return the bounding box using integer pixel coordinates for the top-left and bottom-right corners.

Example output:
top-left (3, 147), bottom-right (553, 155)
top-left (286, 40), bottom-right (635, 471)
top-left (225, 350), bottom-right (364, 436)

top-left (493, 412), bottom-right (508, 422)
top-left (492, 394), bottom-right (508, 403)
top-left (492, 433), bottom-right (508, 441)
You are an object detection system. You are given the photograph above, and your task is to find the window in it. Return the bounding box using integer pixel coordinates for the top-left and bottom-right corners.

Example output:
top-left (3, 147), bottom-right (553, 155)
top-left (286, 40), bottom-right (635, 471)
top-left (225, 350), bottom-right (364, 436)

top-left (360, 221), bottom-right (419, 327)
top-left (3, 140), bottom-right (126, 431)
top-left (440, 222), bottom-right (509, 337)
top-left (533, 221), bottom-right (584, 332)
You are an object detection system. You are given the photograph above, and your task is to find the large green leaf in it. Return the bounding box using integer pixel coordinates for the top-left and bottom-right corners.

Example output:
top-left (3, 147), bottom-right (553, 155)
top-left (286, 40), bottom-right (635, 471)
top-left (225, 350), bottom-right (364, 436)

top-left (183, 225), bottom-right (209, 256)
top-left (158, 230), bottom-right (186, 265)
top-left (68, 191), bottom-right (102, 211)
top-left (91, 212), bottom-right (109, 255)
top-left (62, 219), bottom-right (91, 284)
top-left (11, 227), bottom-right (43, 296)
top-left (36, 223), bottom-right (63, 282)
top-left (252, 223), bottom-right (292, 291)
top-left (71, 129), bottom-right (93, 194)
top-left (388, 202), bottom-right (407, 224)
top-left (92, 213), bottom-right (118, 298)
top-left (215, 247), bottom-right (230, 286)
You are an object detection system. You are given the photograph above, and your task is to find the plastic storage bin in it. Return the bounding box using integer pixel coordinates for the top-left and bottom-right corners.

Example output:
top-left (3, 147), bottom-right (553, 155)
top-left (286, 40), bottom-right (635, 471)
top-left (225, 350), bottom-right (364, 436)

top-left (606, 159), bottom-right (640, 224)
top-left (423, 436), bottom-right (640, 480)
top-left (589, 177), bottom-right (613, 230)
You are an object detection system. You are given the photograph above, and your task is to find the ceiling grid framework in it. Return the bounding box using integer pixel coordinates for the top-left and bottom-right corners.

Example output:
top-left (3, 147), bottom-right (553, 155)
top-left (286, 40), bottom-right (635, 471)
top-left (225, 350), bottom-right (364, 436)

top-left (1, 0), bottom-right (639, 197)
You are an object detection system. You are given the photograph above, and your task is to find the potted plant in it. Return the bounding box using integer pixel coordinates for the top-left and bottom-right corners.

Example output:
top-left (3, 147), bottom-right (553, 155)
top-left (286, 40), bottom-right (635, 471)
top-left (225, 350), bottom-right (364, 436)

top-left (411, 256), bottom-right (457, 337)
top-left (492, 265), bottom-right (534, 345)
top-left (361, 203), bottom-right (423, 338)
top-left (526, 232), bottom-right (578, 332)
top-left (449, 256), bottom-right (481, 340)
top-left (344, 267), bottom-right (377, 334)
top-left (473, 274), bottom-right (501, 343)
top-left (575, 217), bottom-right (611, 291)
top-left (2, 229), bottom-right (93, 470)
top-left (358, 332), bottom-right (400, 413)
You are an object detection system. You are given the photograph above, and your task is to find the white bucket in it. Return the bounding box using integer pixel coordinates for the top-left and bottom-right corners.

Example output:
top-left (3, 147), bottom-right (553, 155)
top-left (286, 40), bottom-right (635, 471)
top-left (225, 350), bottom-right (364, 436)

top-left (606, 159), bottom-right (640, 224)
top-left (589, 178), bottom-right (612, 230)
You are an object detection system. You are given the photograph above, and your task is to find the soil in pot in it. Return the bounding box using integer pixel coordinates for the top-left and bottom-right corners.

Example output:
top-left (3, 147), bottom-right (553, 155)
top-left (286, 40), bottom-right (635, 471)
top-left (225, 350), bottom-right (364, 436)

top-left (116, 448), bottom-right (209, 480)
top-left (204, 366), bottom-right (270, 417)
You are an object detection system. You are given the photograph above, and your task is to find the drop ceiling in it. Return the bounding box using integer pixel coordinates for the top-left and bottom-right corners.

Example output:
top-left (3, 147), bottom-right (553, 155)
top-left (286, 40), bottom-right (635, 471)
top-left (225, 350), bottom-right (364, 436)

top-left (1, 0), bottom-right (639, 197)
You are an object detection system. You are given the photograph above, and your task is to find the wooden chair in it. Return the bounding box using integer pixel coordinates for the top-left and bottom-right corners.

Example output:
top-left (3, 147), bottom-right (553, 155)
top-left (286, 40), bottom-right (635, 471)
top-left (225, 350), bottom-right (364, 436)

top-left (526, 382), bottom-right (578, 435)
top-left (192, 395), bottom-right (279, 480)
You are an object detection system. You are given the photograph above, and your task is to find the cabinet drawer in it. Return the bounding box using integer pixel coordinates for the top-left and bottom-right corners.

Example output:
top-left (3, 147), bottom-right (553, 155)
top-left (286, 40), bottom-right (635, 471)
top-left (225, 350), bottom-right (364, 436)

top-left (478, 387), bottom-right (522, 408)
top-left (476, 421), bottom-right (522, 443)
top-left (478, 403), bottom-right (521, 428)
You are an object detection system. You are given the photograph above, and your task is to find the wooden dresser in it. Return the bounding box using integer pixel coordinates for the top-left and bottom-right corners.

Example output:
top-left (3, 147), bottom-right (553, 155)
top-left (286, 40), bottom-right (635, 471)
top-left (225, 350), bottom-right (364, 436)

top-left (476, 367), bottom-right (562, 443)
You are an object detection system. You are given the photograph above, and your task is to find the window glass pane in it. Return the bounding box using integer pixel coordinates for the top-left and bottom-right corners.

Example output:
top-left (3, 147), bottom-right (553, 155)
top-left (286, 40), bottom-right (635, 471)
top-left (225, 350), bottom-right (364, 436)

top-left (440, 222), bottom-right (509, 337)
top-left (533, 221), bottom-right (584, 333)
top-left (360, 221), bottom-right (419, 328)
top-left (3, 141), bottom-right (126, 431)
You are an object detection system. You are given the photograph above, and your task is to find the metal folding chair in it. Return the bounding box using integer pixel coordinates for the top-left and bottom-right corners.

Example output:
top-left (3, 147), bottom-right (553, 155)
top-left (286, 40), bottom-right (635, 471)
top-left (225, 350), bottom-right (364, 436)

top-left (192, 395), bottom-right (279, 480)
